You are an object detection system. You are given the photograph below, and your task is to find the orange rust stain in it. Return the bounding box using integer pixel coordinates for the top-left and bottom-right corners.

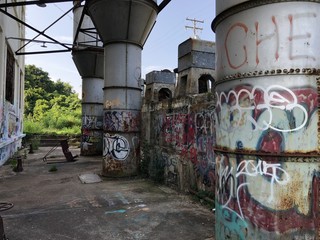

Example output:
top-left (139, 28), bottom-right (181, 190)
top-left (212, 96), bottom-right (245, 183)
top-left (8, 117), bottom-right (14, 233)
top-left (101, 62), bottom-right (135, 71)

top-left (278, 171), bottom-right (310, 214)
top-left (103, 157), bottom-right (124, 172)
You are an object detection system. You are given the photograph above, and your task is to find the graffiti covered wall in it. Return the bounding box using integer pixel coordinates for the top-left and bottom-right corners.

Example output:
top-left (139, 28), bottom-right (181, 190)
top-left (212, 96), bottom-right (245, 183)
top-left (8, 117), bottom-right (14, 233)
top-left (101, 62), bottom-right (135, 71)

top-left (215, 154), bottom-right (319, 239)
top-left (215, 77), bottom-right (318, 152)
top-left (213, 1), bottom-right (320, 238)
top-left (102, 132), bottom-right (140, 176)
top-left (0, 3), bottom-right (26, 166)
top-left (81, 114), bottom-right (103, 155)
top-left (142, 95), bottom-right (216, 192)
top-left (214, 76), bottom-right (320, 239)
top-left (0, 103), bottom-right (24, 166)
top-left (102, 109), bottom-right (141, 177)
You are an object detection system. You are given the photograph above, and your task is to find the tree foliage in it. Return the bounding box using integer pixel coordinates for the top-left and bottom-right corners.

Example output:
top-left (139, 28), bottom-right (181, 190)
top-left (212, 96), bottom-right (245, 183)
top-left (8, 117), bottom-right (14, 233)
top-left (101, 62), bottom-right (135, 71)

top-left (24, 65), bottom-right (81, 135)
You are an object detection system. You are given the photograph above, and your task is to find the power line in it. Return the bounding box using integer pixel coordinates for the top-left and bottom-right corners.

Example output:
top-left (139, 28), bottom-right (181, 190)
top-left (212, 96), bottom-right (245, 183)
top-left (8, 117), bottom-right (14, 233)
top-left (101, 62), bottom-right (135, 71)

top-left (185, 17), bottom-right (204, 39)
top-left (53, 3), bottom-right (73, 21)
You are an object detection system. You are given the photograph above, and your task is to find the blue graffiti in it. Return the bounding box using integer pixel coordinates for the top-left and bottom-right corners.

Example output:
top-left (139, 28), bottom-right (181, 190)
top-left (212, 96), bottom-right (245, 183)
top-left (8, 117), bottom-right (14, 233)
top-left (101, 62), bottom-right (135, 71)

top-left (215, 202), bottom-right (248, 240)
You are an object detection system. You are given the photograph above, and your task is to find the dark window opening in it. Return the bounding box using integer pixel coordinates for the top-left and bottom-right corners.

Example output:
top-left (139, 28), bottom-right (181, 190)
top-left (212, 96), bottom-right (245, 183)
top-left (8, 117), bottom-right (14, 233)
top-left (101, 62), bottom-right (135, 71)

top-left (198, 74), bottom-right (214, 94)
top-left (145, 88), bottom-right (152, 101)
top-left (6, 48), bottom-right (15, 104)
top-left (179, 75), bottom-right (187, 96)
top-left (158, 88), bottom-right (172, 101)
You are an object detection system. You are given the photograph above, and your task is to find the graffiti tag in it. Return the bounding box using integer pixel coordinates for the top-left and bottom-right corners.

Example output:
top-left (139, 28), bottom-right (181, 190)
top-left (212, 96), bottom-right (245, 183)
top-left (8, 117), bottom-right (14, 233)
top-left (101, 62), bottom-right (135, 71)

top-left (216, 85), bottom-right (309, 133)
top-left (104, 134), bottom-right (130, 160)
top-left (217, 155), bottom-right (290, 220)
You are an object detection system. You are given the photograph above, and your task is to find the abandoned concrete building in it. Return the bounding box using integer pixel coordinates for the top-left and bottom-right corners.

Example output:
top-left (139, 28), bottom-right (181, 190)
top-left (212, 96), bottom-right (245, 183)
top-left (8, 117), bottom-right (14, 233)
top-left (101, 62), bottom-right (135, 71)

top-left (1, 0), bottom-right (320, 239)
top-left (142, 37), bottom-right (216, 193)
top-left (0, 0), bottom-right (216, 196)
top-left (0, 3), bottom-right (25, 166)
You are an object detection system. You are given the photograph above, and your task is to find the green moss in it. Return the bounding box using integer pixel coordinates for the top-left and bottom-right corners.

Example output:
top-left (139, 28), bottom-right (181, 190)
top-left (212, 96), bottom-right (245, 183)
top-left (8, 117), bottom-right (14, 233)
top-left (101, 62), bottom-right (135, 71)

top-left (49, 165), bottom-right (58, 172)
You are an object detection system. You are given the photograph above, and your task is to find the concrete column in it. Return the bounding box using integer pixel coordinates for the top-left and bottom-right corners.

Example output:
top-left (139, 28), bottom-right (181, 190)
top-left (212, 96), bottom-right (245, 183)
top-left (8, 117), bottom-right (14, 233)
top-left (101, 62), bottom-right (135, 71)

top-left (212, 1), bottom-right (320, 239)
top-left (81, 76), bottom-right (104, 155)
top-left (72, 2), bottom-right (104, 155)
top-left (102, 43), bottom-right (142, 176)
top-left (87, 0), bottom-right (158, 177)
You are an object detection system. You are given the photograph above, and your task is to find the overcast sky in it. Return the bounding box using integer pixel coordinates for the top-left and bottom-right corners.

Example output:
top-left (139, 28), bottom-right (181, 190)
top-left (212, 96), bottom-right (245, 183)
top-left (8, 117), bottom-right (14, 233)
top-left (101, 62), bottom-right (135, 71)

top-left (23, 0), bottom-right (216, 96)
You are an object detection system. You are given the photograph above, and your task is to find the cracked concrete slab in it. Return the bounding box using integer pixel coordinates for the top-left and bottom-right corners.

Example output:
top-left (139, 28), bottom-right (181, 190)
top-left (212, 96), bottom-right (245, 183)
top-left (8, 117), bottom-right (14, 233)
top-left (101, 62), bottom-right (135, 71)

top-left (0, 147), bottom-right (215, 240)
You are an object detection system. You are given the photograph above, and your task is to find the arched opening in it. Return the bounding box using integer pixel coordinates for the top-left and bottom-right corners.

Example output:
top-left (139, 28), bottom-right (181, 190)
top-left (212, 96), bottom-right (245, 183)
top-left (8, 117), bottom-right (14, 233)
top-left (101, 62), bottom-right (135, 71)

top-left (198, 74), bottom-right (214, 94)
top-left (158, 88), bottom-right (172, 101)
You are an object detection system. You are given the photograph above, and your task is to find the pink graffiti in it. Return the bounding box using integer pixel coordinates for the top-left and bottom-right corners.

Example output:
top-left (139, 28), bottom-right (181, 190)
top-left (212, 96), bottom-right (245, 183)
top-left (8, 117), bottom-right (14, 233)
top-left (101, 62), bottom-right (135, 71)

top-left (225, 23), bottom-right (248, 69)
top-left (223, 13), bottom-right (317, 69)
top-left (255, 16), bottom-right (279, 64)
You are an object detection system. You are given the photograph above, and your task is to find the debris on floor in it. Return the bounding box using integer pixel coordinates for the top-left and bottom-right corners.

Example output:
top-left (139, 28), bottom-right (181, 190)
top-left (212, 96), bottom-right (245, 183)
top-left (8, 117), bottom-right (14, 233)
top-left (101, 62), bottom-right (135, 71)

top-left (78, 173), bottom-right (102, 184)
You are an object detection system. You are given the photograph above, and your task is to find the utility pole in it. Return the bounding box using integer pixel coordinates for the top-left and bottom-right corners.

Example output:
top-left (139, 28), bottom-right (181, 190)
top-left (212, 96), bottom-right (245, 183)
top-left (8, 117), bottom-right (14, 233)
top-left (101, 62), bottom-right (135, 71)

top-left (185, 17), bottom-right (204, 39)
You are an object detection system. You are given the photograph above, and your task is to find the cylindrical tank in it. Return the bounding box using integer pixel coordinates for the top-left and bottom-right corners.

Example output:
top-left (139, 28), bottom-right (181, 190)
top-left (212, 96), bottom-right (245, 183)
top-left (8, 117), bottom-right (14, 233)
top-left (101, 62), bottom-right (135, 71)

top-left (87, 0), bottom-right (158, 176)
top-left (212, 1), bottom-right (320, 239)
top-left (72, 2), bottom-right (104, 155)
top-left (102, 43), bottom-right (142, 176)
top-left (81, 75), bottom-right (104, 155)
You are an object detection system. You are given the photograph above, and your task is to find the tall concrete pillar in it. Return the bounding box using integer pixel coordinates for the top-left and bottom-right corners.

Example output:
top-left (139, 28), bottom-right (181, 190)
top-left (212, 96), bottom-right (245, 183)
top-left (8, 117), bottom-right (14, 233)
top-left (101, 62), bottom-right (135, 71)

top-left (87, 0), bottom-right (158, 176)
top-left (212, 0), bottom-right (320, 239)
top-left (72, 2), bottom-right (104, 155)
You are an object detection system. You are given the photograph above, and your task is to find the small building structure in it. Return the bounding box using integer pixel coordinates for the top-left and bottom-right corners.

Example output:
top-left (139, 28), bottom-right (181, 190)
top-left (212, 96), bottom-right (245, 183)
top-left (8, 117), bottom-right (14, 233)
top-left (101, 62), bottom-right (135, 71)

top-left (175, 38), bottom-right (215, 97)
top-left (0, 3), bottom-right (25, 165)
top-left (142, 37), bottom-right (216, 193)
top-left (144, 69), bottom-right (176, 103)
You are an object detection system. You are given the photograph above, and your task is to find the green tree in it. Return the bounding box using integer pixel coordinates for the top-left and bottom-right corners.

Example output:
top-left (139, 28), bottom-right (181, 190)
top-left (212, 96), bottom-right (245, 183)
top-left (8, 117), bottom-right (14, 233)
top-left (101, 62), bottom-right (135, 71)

top-left (24, 65), bottom-right (81, 135)
top-left (54, 80), bottom-right (74, 96)
top-left (25, 64), bottom-right (54, 93)
top-left (24, 88), bottom-right (48, 116)
top-left (33, 99), bottom-right (50, 121)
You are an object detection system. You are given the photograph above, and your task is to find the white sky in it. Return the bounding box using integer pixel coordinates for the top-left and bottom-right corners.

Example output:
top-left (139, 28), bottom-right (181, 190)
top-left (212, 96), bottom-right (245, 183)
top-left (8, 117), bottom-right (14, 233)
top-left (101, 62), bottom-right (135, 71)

top-left (23, 0), bottom-right (216, 96)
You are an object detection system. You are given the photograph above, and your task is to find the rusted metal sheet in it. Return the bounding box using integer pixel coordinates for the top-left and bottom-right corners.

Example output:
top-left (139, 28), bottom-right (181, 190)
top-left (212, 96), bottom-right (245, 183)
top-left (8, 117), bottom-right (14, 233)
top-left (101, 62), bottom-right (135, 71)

top-left (213, 0), bottom-right (320, 239)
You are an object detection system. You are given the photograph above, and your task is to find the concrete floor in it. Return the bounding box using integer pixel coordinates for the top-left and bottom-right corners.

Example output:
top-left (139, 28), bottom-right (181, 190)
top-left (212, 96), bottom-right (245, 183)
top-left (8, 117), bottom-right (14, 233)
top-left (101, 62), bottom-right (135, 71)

top-left (0, 146), bottom-right (214, 240)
